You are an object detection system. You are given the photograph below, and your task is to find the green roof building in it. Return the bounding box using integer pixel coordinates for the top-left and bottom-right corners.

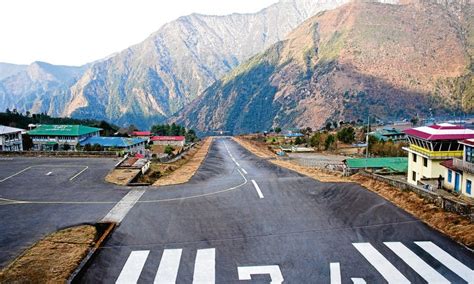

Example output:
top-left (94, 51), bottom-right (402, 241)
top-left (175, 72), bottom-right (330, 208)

top-left (371, 128), bottom-right (406, 142)
top-left (345, 157), bottom-right (408, 174)
top-left (28, 124), bottom-right (101, 151)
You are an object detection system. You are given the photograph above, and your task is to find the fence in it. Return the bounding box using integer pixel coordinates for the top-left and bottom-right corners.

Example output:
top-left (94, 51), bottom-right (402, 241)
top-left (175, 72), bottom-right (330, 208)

top-left (0, 150), bottom-right (118, 158)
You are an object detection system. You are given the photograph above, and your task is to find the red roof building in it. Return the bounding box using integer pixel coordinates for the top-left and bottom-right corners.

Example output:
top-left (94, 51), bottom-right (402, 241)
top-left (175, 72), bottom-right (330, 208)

top-left (404, 123), bottom-right (474, 141)
top-left (132, 131), bottom-right (152, 137)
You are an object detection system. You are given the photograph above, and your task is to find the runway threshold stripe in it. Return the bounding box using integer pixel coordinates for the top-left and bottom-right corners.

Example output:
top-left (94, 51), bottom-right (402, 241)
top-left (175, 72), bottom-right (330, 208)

top-left (101, 189), bottom-right (145, 223)
top-left (351, 278), bottom-right (367, 284)
top-left (353, 243), bottom-right (410, 284)
top-left (116, 250), bottom-right (149, 284)
top-left (385, 242), bottom-right (449, 284)
top-left (330, 262), bottom-right (341, 284)
top-left (238, 266), bottom-right (284, 283)
top-left (154, 249), bottom-right (182, 283)
top-left (415, 241), bottom-right (474, 283)
top-left (251, 180), bottom-right (264, 199)
top-left (193, 248), bottom-right (215, 283)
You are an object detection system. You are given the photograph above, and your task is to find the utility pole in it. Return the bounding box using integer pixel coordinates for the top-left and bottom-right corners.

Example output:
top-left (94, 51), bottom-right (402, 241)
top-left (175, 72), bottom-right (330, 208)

top-left (365, 112), bottom-right (370, 170)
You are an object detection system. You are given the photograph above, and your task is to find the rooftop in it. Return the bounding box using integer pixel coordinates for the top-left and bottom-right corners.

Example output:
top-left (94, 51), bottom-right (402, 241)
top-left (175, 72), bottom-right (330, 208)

top-left (345, 157), bottom-right (408, 173)
top-left (0, 125), bottom-right (24, 135)
top-left (132, 131), bottom-right (151, 136)
top-left (151, 136), bottom-right (185, 141)
top-left (79, 137), bottom-right (145, 148)
top-left (460, 138), bottom-right (474, 147)
top-left (28, 125), bottom-right (102, 136)
top-left (404, 123), bottom-right (474, 141)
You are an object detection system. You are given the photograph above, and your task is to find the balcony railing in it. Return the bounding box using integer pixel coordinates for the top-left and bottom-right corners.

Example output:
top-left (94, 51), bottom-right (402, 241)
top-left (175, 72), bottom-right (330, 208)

top-left (453, 158), bottom-right (474, 174)
top-left (406, 144), bottom-right (463, 159)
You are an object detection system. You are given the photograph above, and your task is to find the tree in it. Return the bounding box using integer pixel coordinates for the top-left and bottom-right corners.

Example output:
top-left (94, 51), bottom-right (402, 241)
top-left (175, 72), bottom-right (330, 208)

top-left (410, 116), bottom-right (419, 126)
top-left (325, 122), bottom-right (332, 131)
top-left (336, 127), bottom-right (355, 144)
top-left (22, 134), bottom-right (33, 151)
top-left (332, 121), bottom-right (338, 129)
top-left (63, 143), bottom-right (71, 151)
top-left (325, 134), bottom-right (336, 150)
top-left (164, 145), bottom-right (174, 155)
top-left (274, 127), bottom-right (282, 134)
top-left (294, 136), bottom-right (303, 145)
top-left (310, 132), bottom-right (323, 150)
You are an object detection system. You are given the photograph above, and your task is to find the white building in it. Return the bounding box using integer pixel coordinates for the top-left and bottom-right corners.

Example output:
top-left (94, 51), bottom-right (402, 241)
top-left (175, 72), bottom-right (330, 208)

top-left (0, 125), bottom-right (24, 152)
top-left (151, 136), bottom-right (185, 147)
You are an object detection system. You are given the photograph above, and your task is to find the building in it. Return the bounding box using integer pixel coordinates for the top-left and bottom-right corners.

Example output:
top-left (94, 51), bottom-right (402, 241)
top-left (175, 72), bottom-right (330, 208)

top-left (151, 136), bottom-right (185, 147)
top-left (28, 124), bottom-right (101, 151)
top-left (284, 133), bottom-right (304, 139)
top-left (132, 131), bottom-right (151, 138)
top-left (371, 127), bottom-right (406, 142)
top-left (441, 139), bottom-right (474, 197)
top-left (403, 123), bottom-right (474, 186)
top-left (79, 137), bottom-right (146, 154)
top-left (344, 157), bottom-right (408, 174)
top-left (0, 125), bottom-right (24, 151)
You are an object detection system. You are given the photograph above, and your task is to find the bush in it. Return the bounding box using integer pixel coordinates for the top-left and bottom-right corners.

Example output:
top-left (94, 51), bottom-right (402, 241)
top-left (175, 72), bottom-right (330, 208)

top-left (164, 145), bottom-right (175, 155)
top-left (325, 134), bottom-right (336, 150)
top-left (336, 127), bottom-right (355, 144)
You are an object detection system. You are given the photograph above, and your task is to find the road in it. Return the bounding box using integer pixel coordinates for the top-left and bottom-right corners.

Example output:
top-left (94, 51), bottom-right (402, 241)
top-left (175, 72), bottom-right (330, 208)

top-left (77, 138), bottom-right (474, 283)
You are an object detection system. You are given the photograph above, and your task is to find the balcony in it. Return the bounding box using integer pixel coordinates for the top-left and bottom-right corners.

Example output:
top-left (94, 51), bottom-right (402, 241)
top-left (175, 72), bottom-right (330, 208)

top-left (453, 158), bottom-right (474, 174)
top-left (405, 144), bottom-right (463, 159)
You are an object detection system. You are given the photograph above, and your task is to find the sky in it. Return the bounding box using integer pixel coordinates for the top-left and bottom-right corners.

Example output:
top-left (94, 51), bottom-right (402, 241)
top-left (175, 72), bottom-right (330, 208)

top-left (0, 0), bottom-right (278, 66)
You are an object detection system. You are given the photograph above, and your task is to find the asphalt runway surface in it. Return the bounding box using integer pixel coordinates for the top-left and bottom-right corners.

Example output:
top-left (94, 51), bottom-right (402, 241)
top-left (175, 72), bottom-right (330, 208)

top-left (74, 138), bottom-right (473, 283)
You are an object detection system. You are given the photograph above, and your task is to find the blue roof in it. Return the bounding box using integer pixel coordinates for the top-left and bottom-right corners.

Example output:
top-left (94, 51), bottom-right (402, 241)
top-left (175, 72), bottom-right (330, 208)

top-left (285, 133), bottom-right (304, 137)
top-left (79, 137), bottom-right (145, 148)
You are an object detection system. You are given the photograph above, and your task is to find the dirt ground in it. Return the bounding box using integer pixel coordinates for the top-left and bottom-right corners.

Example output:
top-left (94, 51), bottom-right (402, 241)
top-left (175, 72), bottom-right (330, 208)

top-left (105, 168), bottom-right (141, 185)
top-left (0, 225), bottom-right (97, 283)
top-left (151, 137), bottom-right (213, 186)
top-left (234, 136), bottom-right (474, 249)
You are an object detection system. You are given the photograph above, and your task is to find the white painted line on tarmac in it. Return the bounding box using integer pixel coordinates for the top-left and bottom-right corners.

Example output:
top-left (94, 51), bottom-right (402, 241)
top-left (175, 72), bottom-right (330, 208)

top-left (385, 242), bottom-right (449, 283)
top-left (154, 249), bottom-right (182, 284)
top-left (69, 166), bottom-right (88, 181)
top-left (251, 180), bottom-right (264, 199)
top-left (46, 172), bottom-right (52, 176)
top-left (241, 168), bottom-right (248, 175)
top-left (0, 166), bottom-right (32, 182)
top-left (415, 241), bottom-right (474, 283)
top-left (101, 189), bottom-right (145, 223)
top-left (116, 250), bottom-right (149, 284)
top-left (238, 265), bottom-right (284, 283)
top-left (353, 243), bottom-right (410, 284)
top-left (351, 278), bottom-right (367, 284)
top-left (193, 248), bottom-right (215, 283)
top-left (330, 262), bottom-right (341, 284)
top-left (235, 161), bottom-right (241, 167)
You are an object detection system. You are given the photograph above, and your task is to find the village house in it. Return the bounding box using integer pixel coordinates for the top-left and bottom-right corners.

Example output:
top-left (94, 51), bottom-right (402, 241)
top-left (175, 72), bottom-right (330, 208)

top-left (151, 136), bottom-right (185, 147)
top-left (79, 136), bottom-right (146, 154)
top-left (28, 124), bottom-right (101, 151)
top-left (441, 138), bottom-right (474, 197)
top-left (403, 123), bottom-right (474, 186)
top-left (0, 125), bottom-right (24, 151)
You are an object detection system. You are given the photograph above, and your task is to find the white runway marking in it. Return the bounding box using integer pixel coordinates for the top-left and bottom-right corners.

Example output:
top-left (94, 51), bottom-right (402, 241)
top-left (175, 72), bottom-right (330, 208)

top-left (351, 278), bottom-right (367, 284)
top-left (69, 166), bottom-right (88, 181)
top-left (238, 265), bottom-right (284, 283)
top-left (385, 242), bottom-right (449, 283)
top-left (241, 168), bottom-right (248, 175)
top-left (193, 248), bottom-right (215, 283)
top-left (353, 243), bottom-right (410, 284)
top-left (415, 241), bottom-right (474, 283)
top-left (0, 166), bottom-right (32, 182)
top-left (154, 249), bottom-right (182, 284)
top-left (251, 180), bottom-right (264, 199)
top-left (116, 250), bottom-right (149, 284)
top-left (46, 171), bottom-right (52, 176)
top-left (101, 189), bottom-right (145, 223)
top-left (330, 262), bottom-right (341, 284)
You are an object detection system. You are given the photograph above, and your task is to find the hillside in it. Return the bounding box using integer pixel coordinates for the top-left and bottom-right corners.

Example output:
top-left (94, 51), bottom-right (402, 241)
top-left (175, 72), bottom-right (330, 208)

top-left (63, 0), bottom-right (395, 128)
top-left (174, 0), bottom-right (473, 134)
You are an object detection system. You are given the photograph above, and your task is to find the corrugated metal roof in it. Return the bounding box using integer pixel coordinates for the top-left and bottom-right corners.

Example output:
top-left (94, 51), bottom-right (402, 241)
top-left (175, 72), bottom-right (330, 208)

top-left (151, 136), bottom-right (185, 141)
top-left (79, 137), bottom-right (145, 148)
top-left (28, 125), bottom-right (101, 136)
top-left (0, 125), bottom-right (24, 135)
top-left (345, 157), bottom-right (408, 173)
top-left (404, 123), bottom-right (474, 141)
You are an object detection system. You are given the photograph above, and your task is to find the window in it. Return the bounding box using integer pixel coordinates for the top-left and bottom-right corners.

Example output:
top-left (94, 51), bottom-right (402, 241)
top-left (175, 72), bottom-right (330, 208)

top-left (466, 146), bottom-right (473, 163)
top-left (423, 157), bottom-right (428, 167)
top-left (412, 171), bottom-right (416, 181)
top-left (412, 153), bottom-right (417, 163)
top-left (467, 180), bottom-right (472, 195)
top-left (448, 170), bottom-right (452, 183)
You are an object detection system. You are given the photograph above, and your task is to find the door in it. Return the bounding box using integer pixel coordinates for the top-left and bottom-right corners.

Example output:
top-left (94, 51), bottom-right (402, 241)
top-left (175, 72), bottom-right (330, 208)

top-left (454, 173), bottom-right (461, 192)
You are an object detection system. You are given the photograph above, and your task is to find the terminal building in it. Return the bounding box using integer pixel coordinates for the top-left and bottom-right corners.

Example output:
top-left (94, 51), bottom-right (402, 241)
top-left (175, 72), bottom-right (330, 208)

top-left (28, 124), bottom-right (101, 151)
top-left (403, 123), bottom-right (474, 187)
top-left (0, 125), bottom-right (24, 152)
top-left (79, 136), bottom-right (146, 154)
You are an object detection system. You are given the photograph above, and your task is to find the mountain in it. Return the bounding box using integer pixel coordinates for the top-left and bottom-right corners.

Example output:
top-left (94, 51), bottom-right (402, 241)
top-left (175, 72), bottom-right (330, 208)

top-left (173, 0), bottom-right (473, 134)
top-left (64, 0), bottom-right (400, 128)
top-left (0, 63), bottom-right (27, 80)
top-left (0, 62), bottom-right (88, 115)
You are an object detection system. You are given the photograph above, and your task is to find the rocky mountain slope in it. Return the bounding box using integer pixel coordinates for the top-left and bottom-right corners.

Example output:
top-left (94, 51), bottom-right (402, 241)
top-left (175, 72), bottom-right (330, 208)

top-left (63, 0), bottom-right (402, 128)
top-left (0, 63), bottom-right (27, 80)
top-left (174, 0), bottom-right (473, 134)
top-left (0, 62), bottom-right (87, 115)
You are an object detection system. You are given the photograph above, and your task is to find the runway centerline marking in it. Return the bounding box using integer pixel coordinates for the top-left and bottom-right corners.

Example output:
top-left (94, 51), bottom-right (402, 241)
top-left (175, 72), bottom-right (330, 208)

top-left (251, 180), bottom-right (264, 199)
top-left (46, 171), bottom-right (52, 176)
top-left (69, 166), bottom-right (88, 181)
top-left (241, 168), bottom-right (248, 175)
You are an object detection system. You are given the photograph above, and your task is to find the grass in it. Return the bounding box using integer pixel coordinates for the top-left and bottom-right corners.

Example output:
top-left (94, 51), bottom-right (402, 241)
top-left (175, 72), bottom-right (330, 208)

top-left (0, 225), bottom-right (97, 283)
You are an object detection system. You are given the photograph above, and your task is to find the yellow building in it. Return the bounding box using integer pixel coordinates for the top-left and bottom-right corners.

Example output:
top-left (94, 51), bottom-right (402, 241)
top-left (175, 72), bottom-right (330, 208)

top-left (403, 123), bottom-right (474, 186)
top-left (441, 139), bottom-right (474, 197)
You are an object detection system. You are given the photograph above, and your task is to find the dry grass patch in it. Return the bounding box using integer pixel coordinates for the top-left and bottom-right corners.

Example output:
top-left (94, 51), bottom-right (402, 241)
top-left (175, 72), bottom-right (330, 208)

top-left (152, 138), bottom-right (213, 186)
top-left (105, 168), bottom-right (141, 185)
top-left (0, 225), bottom-right (97, 283)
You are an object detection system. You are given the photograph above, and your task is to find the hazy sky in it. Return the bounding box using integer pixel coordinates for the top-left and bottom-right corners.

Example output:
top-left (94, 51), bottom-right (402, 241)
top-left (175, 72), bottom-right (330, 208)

top-left (0, 0), bottom-right (278, 66)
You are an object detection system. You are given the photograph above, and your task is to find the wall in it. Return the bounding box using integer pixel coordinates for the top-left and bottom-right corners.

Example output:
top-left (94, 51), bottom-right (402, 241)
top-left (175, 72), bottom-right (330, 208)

top-left (462, 172), bottom-right (474, 197)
